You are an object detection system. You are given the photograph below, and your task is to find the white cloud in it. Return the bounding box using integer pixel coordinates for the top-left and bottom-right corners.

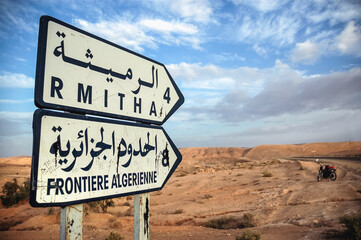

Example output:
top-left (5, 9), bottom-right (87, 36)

top-left (76, 17), bottom-right (203, 52)
top-left (140, 19), bottom-right (198, 35)
top-left (292, 41), bottom-right (321, 64)
top-left (0, 0), bottom-right (39, 34)
top-left (335, 21), bottom-right (361, 57)
top-left (152, 0), bottom-right (213, 23)
top-left (227, 0), bottom-right (361, 56)
top-left (0, 99), bottom-right (33, 104)
top-left (171, 61), bottom-right (361, 147)
top-left (172, 59), bottom-right (361, 125)
top-left (218, 66), bottom-right (361, 121)
top-left (290, 21), bottom-right (361, 64)
top-left (253, 44), bottom-right (267, 57)
top-left (210, 53), bottom-right (246, 63)
top-left (0, 72), bottom-right (34, 88)
top-left (75, 19), bottom-right (156, 52)
top-left (210, 109), bottom-right (361, 148)
top-left (139, 19), bottom-right (201, 49)
top-left (237, 13), bottom-right (301, 46)
top-left (167, 62), bottom-right (250, 90)
top-left (231, 0), bottom-right (289, 12)
top-left (305, 0), bottom-right (361, 26)
top-left (15, 57), bottom-right (27, 62)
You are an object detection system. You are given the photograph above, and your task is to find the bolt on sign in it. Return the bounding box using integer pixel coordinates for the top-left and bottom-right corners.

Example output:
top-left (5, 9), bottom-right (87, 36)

top-left (35, 16), bottom-right (184, 125)
top-left (30, 110), bottom-right (182, 207)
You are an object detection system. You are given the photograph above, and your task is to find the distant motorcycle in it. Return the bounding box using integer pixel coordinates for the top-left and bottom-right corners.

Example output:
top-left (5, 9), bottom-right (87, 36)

top-left (316, 159), bottom-right (337, 181)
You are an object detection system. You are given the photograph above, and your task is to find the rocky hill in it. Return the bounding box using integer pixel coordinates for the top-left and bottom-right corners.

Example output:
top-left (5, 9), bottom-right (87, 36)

top-left (180, 141), bottom-right (361, 162)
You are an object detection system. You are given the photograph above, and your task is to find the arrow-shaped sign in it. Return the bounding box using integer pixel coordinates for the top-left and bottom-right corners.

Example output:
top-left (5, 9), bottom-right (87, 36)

top-left (35, 16), bottom-right (184, 125)
top-left (30, 110), bottom-right (182, 207)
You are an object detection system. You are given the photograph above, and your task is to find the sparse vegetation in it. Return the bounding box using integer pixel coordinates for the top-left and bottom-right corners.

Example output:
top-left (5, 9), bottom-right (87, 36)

top-left (86, 199), bottom-right (114, 213)
top-left (262, 171), bottom-right (273, 177)
top-left (339, 213), bottom-right (361, 240)
top-left (236, 230), bottom-right (262, 240)
top-left (99, 199), bottom-right (115, 213)
top-left (105, 232), bottom-right (124, 240)
top-left (204, 193), bottom-right (212, 199)
top-left (174, 209), bottom-right (184, 214)
top-left (0, 178), bottom-right (30, 208)
top-left (270, 159), bottom-right (280, 164)
top-left (205, 213), bottom-right (256, 229)
top-left (177, 172), bottom-right (188, 177)
top-left (47, 207), bottom-right (55, 215)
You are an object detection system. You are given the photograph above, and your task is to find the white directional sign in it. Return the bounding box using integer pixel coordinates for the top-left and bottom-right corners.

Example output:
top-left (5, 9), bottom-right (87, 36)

top-left (30, 110), bottom-right (182, 207)
top-left (35, 16), bottom-right (184, 125)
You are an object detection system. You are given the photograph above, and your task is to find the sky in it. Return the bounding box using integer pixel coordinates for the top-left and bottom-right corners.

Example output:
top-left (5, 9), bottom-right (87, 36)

top-left (0, 0), bottom-right (361, 157)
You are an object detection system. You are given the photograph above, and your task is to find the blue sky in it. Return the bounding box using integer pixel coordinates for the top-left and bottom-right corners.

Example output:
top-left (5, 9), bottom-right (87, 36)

top-left (0, 0), bottom-right (361, 157)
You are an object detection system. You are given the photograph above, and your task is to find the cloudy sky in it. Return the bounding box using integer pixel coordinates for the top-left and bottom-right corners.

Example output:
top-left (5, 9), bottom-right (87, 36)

top-left (0, 0), bottom-right (360, 157)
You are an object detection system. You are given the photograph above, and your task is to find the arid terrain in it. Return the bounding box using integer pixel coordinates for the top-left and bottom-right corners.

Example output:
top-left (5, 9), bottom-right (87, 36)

top-left (1, 141), bottom-right (360, 239)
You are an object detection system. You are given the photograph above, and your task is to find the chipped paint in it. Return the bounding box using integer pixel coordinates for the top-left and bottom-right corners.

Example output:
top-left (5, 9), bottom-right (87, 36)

top-left (60, 204), bottom-right (83, 240)
top-left (134, 193), bottom-right (150, 240)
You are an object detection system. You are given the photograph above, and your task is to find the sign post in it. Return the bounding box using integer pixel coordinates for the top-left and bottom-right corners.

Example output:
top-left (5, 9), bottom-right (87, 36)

top-left (134, 193), bottom-right (150, 240)
top-left (31, 15), bottom-right (184, 240)
top-left (60, 204), bottom-right (83, 240)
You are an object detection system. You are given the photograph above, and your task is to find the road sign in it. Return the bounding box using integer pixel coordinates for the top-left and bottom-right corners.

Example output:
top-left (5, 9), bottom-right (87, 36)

top-left (35, 16), bottom-right (184, 125)
top-left (30, 109), bottom-right (182, 207)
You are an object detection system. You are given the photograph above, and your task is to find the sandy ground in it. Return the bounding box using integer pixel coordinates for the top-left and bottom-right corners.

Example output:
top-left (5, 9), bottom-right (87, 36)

top-left (0, 141), bottom-right (360, 240)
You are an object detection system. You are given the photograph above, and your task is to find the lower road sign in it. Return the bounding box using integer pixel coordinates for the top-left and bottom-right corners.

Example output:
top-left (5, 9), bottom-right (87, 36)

top-left (30, 109), bottom-right (182, 207)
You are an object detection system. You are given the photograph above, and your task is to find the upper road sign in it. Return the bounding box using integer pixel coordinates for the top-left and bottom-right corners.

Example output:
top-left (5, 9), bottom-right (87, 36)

top-left (35, 16), bottom-right (184, 125)
top-left (30, 109), bottom-right (182, 207)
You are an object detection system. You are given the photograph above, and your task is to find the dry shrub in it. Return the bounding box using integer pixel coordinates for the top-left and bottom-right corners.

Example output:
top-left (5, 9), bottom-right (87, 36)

top-left (262, 171), bottom-right (273, 177)
top-left (236, 230), bottom-right (262, 240)
top-left (47, 207), bottom-right (55, 215)
top-left (204, 194), bottom-right (212, 199)
top-left (0, 178), bottom-right (30, 208)
top-left (205, 213), bottom-right (256, 229)
top-left (108, 217), bottom-right (122, 228)
top-left (87, 199), bottom-right (114, 213)
top-left (339, 213), bottom-right (361, 240)
top-left (174, 209), bottom-right (184, 214)
top-left (105, 232), bottom-right (124, 240)
top-left (177, 172), bottom-right (188, 177)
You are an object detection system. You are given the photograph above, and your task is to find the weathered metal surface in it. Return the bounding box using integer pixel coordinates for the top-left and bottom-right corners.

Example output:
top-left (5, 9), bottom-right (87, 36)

top-left (60, 204), bottom-right (83, 240)
top-left (134, 193), bottom-right (150, 240)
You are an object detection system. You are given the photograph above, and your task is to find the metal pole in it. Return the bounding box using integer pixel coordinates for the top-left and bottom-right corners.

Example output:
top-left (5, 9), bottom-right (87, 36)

top-left (60, 204), bottom-right (83, 240)
top-left (134, 193), bottom-right (150, 240)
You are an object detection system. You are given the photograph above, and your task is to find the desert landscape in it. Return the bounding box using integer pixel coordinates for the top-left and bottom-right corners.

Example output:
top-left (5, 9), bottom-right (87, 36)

top-left (0, 141), bottom-right (360, 240)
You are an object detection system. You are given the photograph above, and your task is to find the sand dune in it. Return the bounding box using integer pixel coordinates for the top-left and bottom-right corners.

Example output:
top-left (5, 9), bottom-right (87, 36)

top-left (0, 141), bottom-right (360, 240)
